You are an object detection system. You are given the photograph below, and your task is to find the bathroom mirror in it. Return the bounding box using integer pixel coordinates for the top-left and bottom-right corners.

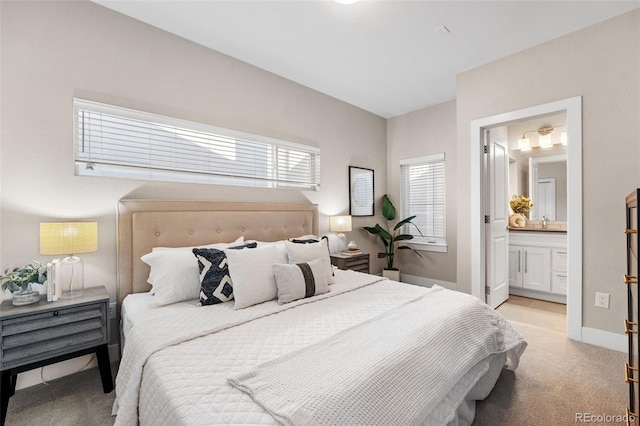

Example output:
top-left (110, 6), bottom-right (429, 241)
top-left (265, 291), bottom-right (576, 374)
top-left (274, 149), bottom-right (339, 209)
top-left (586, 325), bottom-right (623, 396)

top-left (528, 155), bottom-right (567, 221)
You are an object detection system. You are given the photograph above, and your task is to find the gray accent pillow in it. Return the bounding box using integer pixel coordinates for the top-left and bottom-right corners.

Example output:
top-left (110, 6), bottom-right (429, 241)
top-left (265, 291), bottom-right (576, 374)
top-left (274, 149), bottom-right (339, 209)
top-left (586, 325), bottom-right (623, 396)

top-left (273, 259), bottom-right (329, 304)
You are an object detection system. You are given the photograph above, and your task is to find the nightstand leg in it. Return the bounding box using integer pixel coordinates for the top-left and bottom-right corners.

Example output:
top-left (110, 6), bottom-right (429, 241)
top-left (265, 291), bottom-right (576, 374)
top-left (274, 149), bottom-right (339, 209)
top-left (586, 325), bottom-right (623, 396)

top-left (95, 344), bottom-right (113, 393)
top-left (1, 370), bottom-right (15, 426)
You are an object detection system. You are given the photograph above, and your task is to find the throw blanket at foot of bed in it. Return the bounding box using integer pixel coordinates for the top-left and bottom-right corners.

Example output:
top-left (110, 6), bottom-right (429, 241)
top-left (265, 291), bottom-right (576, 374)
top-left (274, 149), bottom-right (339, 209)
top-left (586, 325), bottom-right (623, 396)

top-left (228, 286), bottom-right (526, 426)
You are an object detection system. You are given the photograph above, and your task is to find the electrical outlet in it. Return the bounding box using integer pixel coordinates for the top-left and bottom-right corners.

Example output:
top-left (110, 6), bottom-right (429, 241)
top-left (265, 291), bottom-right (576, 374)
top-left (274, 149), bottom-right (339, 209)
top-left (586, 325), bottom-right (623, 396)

top-left (595, 292), bottom-right (610, 309)
top-left (109, 301), bottom-right (117, 319)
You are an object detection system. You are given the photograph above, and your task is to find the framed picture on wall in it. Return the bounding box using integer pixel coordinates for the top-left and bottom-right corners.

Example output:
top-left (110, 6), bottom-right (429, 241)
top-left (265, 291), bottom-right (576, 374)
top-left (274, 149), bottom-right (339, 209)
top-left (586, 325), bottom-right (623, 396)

top-left (349, 166), bottom-right (374, 216)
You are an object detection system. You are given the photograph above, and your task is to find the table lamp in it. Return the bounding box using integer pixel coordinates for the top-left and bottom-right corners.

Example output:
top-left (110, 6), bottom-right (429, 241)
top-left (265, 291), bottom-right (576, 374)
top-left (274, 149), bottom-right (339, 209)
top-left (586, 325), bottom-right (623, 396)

top-left (330, 215), bottom-right (353, 251)
top-left (40, 222), bottom-right (98, 298)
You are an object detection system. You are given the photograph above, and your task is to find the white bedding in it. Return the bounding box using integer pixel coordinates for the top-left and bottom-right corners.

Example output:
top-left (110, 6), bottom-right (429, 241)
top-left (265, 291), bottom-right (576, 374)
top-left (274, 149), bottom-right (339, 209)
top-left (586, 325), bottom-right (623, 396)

top-left (114, 270), bottom-right (526, 426)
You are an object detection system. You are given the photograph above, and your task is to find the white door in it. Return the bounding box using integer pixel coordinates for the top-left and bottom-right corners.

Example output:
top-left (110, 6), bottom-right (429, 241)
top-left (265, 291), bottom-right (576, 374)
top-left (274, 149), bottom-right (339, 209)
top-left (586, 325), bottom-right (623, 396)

top-left (486, 130), bottom-right (509, 308)
top-left (537, 178), bottom-right (556, 220)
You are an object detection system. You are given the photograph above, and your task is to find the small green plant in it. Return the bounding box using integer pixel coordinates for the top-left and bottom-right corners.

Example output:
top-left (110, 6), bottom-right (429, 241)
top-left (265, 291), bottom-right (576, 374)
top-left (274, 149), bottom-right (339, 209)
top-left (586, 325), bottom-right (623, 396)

top-left (0, 261), bottom-right (47, 293)
top-left (363, 194), bottom-right (423, 270)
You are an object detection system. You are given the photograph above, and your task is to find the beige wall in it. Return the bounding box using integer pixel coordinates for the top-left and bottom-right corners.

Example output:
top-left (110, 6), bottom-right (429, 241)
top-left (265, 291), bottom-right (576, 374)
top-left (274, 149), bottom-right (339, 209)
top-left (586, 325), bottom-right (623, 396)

top-left (456, 9), bottom-right (640, 333)
top-left (386, 100), bottom-right (457, 283)
top-left (0, 1), bottom-right (386, 386)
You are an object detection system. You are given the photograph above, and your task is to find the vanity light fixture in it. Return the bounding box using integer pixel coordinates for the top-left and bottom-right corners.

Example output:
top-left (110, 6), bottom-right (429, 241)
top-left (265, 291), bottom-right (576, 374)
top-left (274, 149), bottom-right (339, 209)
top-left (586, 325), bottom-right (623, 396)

top-left (560, 130), bottom-right (568, 145)
top-left (518, 125), bottom-right (566, 151)
top-left (537, 126), bottom-right (554, 149)
top-left (518, 135), bottom-right (532, 152)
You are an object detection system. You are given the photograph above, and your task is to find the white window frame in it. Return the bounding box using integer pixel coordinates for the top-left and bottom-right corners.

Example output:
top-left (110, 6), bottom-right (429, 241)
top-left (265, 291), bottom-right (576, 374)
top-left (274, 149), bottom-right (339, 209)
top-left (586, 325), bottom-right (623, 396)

top-left (72, 98), bottom-right (320, 191)
top-left (400, 153), bottom-right (447, 253)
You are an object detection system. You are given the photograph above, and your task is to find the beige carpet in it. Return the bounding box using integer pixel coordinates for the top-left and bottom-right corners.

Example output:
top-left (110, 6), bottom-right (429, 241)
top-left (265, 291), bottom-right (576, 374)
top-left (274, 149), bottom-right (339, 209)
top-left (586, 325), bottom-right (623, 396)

top-left (474, 320), bottom-right (627, 425)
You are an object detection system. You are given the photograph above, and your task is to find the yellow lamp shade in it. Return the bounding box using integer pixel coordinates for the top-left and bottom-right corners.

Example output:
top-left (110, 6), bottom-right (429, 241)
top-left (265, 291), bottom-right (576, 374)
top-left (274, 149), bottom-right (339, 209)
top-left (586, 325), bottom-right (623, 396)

top-left (40, 222), bottom-right (98, 255)
top-left (330, 215), bottom-right (352, 233)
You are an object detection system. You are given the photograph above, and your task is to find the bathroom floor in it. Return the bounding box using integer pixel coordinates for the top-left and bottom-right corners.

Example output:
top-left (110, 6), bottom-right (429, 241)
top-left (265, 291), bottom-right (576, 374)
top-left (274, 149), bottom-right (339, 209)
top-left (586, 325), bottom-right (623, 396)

top-left (496, 295), bottom-right (567, 333)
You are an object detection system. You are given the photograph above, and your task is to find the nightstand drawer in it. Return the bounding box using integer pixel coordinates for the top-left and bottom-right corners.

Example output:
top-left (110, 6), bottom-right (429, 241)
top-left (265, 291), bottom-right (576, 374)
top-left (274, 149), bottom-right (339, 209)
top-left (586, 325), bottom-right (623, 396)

top-left (331, 253), bottom-right (370, 273)
top-left (344, 258), bottom-right (368, 269)
top-left (1, 303), bottom-right (107, 369)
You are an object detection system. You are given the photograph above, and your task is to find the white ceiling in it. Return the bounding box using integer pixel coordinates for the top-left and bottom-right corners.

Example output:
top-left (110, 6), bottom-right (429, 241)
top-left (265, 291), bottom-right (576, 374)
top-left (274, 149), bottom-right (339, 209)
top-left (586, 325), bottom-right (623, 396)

top-left (94, 0), bottom-right (639, 118)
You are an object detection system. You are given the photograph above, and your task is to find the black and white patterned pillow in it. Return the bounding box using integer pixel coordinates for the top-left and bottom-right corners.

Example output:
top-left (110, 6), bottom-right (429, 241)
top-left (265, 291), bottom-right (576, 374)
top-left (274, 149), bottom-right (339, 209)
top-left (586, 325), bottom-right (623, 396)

top-left (192, 242), bottom-right (257, 306)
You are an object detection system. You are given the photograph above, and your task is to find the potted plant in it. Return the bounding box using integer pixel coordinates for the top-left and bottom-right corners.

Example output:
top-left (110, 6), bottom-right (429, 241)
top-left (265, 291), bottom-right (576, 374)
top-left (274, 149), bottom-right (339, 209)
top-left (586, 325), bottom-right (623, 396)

top-left (509, 195), bottom-right (533, 228)
top-left (1, 261), bottom-right (47, 306)
top-left (363, 194), bottom-right (423, 281)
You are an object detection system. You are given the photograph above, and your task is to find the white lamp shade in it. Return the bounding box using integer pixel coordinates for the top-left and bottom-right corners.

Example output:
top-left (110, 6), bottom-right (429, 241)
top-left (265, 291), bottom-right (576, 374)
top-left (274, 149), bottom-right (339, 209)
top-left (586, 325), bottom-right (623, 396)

top-left (538, 134), bottom-right (553, 149)
top-left (560, 131), bottom-right (568, 145)
top-left (330, 215), bottom-right (352, 233)
top-left (518, 138), bottom-right (531, 152)
top-left (40, 222), bottom-right (98, 255)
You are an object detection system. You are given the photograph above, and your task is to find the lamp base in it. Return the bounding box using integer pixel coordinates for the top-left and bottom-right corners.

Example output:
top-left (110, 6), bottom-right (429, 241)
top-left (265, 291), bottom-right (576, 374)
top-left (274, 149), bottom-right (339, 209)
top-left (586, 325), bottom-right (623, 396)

top-left (58, 255), bottom-right (84, 299)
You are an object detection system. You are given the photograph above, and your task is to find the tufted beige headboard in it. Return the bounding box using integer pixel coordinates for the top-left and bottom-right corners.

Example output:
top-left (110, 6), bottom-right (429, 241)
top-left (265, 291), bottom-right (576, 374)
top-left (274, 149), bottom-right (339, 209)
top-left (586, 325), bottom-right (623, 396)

top-left (116, 199), bottom-right (318, 304)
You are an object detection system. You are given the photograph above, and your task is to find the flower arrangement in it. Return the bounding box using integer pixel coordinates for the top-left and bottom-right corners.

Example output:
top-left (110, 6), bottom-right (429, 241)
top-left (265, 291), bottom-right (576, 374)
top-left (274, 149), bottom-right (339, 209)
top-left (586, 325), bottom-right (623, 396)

top-left (510, 195), bottom-right (533, 215)
top-left (0, 261), bottom-right (47, 293)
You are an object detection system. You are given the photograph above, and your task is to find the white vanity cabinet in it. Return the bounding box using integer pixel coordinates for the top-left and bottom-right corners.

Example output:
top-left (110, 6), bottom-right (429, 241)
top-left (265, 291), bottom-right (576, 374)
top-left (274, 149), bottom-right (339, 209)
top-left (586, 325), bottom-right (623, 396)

top-left (551, 248), bottom-right (568, 295)
top-left (509, 246), bottom-right (551, 291)
top-left (509, 230), bottom-right (567, 303)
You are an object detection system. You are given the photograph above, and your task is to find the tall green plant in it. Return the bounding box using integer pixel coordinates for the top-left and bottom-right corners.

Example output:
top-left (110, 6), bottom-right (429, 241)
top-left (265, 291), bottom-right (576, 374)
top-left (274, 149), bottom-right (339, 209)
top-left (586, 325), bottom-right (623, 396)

top-left (363, 194), bottom-right (423, 270)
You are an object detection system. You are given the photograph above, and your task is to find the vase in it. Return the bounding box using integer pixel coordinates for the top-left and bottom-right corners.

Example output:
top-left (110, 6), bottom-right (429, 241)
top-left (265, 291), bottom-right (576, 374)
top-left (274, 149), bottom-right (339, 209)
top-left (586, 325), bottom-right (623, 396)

top-left (12, 283), bottom-right (40, 306)
top-left (382, 269), bottom-right (400, 281)
top-left (509, 213), bottom-right (527, 228)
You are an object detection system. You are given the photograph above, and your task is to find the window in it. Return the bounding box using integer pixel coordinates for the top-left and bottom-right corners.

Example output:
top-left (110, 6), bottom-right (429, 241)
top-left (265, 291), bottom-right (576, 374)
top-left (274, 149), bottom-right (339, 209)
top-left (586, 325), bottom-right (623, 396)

top-left (73, 99), bottom-right (320, 191)
top-left (400, 153), bottom-right (446, 252)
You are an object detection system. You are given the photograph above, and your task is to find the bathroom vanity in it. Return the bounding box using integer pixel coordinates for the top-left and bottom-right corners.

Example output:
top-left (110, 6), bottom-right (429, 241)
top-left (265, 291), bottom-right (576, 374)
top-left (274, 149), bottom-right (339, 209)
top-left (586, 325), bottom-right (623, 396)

top-left (508, 224), bottom-right (567, 304)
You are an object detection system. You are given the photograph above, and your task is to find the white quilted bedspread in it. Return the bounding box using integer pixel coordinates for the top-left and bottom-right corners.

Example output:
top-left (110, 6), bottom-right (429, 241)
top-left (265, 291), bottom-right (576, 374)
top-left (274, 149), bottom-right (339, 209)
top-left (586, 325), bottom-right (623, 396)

top-left (113, 271), bottom-right (525, 425)
top-left (228, 287), bottom-right (524, 426)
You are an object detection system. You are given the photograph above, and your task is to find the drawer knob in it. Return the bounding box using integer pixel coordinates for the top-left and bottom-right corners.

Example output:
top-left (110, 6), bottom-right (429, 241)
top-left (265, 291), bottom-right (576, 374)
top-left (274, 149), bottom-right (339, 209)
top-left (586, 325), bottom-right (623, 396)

top-left (626, 408), bottom-right (638, 426)
top-left (625, 363), bottom-right (638, 383)
top-left (53, 311), bottom-right (59, 316)
top-left (625, 320), bottom-right (638, 334)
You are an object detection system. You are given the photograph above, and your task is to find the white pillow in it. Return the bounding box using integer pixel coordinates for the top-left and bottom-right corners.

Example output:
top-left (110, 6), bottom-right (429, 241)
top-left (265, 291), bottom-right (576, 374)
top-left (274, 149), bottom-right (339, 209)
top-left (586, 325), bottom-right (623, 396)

top-left (146, 236), bottom-right (244, 287)
top-left (255, 240), bottom-right (288, 264)
top-left (141, 236), bottom-right (244, 307)
top-left (226, 244), bottom-right (279, 309)
top-left (285, 239), bottom-right (335, 284)
top-left (273, 259), bottom-right (329, 304)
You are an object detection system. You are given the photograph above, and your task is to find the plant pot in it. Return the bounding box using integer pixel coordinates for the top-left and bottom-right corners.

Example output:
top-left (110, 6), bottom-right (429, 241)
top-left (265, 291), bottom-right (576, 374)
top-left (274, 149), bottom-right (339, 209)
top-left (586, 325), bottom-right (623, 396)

top-left (12, 284), bottom-right (40, 306)
top-left (382, 269), bottom-right (400, 281)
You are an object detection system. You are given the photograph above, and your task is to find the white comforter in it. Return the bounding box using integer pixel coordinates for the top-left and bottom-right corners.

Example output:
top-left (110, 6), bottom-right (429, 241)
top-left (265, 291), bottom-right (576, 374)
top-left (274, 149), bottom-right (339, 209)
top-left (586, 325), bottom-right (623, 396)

top-left (228, 287), bottom-right (524, 425)
top-left (113, 271), bottom-right (526, 426)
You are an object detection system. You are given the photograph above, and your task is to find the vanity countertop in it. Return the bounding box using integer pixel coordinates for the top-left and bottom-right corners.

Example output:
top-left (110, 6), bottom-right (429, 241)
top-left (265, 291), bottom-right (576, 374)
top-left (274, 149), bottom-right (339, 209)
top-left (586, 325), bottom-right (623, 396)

top-left (509, 226), bottom-right (567, 233)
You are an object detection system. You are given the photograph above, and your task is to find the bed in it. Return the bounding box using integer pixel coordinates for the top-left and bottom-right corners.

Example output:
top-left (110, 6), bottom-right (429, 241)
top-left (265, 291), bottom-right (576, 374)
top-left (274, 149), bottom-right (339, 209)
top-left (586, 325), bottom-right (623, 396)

top-left (112, 199), bottom-right (526, 426)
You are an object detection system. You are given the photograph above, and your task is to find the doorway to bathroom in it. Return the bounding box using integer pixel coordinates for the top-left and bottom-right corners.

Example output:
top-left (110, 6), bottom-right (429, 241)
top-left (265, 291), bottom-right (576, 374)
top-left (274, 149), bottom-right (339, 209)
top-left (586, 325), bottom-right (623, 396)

top-left (470, 96), bottom-right (582, 341)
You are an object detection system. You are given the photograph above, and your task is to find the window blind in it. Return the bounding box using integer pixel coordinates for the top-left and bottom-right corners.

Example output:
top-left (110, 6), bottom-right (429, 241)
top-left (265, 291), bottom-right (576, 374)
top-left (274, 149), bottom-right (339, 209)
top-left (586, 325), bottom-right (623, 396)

top-left (73, 99), bottom-right (320, 190)
top-left (400, 153), bottom-right (446, 248)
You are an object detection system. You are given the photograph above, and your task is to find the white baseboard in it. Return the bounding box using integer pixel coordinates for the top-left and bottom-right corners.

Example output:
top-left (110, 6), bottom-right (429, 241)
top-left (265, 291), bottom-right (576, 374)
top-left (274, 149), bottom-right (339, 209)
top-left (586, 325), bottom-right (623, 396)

top-left (581, 327), bottom-right (627, 353)
top-left (399, 273), bottom-right (458, 291)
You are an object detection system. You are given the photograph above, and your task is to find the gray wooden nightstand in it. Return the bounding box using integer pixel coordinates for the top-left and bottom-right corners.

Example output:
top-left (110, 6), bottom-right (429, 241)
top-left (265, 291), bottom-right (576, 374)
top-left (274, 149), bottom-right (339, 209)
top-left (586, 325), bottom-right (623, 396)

top-left (0, 286), bottom-right (113, 426)
top-left (330, 253), bottom-right (370, 274)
